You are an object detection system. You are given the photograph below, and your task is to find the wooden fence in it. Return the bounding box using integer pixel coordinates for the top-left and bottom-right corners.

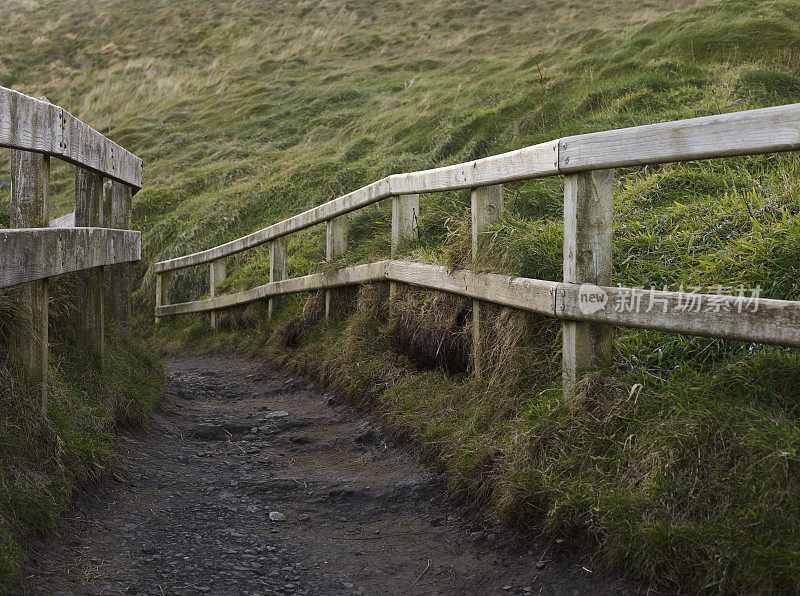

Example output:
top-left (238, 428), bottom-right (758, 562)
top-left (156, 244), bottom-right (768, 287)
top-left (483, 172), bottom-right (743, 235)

top-left (1, 87), bottom-right (142, 405)
top-left (154, 103), bottom-right (800, 396)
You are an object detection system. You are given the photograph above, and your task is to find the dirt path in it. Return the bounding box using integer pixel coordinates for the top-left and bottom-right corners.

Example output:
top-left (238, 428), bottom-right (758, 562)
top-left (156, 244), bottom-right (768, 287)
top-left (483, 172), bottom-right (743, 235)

top-left (21, 355), bottom-right (644, 595)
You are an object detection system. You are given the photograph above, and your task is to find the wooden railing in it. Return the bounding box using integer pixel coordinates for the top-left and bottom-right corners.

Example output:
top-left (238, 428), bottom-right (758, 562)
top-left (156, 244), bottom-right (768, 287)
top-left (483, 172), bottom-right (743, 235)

top-left (1, 87), bottom-right (142, 404)
top-left (154, 104), bottom-right (800, 396)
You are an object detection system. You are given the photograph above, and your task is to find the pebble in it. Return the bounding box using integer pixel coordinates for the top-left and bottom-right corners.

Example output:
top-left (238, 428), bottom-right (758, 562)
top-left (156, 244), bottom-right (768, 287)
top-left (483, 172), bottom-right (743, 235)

top-left (264, 411), bottom-right (290, 420)
top-left (269, 511), bottom-right (287, 522)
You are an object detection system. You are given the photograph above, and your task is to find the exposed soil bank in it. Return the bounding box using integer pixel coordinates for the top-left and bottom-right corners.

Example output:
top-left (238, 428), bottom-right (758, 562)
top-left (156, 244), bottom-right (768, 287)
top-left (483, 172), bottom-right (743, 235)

top-left (20, 355), bottom-right (645, 595)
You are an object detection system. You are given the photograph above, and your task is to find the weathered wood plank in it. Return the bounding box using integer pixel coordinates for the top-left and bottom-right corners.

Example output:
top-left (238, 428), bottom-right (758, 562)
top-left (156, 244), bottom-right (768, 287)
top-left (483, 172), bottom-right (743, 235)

top-left (75, 167), bottom-right (105, 354)
top-left (471, 185), bottom-right (503, 259)
top-left (326, 215), bottom-right (349, 260)
top-left (470, 184), bottom-right (504, 376)
top-left (559, 103), bottom-right (800, 172)
top-left (268, 236), bottom-right (288, 317)
top-left (209, 259), bottom-right (226, 330)
top-left (155, 271), bottom-right (171, 325)
top-left (158, 261), bottom-right (390, 316)
top-left (156, 258), bottom-right (800, 349)
top-left (155, 104), bottom-right (800, 275)
top-left (557, 284), bottom-right (800, 348)
top-left (9, 145), bottom-right (50, 407)
top-left (156, 261), bottom-right (557, 318)
top-left (101, 181), bottom-right (113, 327)
top-left (390, 193), bottom-right (419, 300)
top-left (155, 179), bottom-right (392, 273)
top-left (109, 181), bottom-right (133, 332)
top-left (325, 215), bottom-right (349, 319)
top-left (154, 141), bottom-right (559, 273)
top-left (11, 151), bottom-right (50, 226)
top-left (562, 170), bottom-right (614, 396)
top-left (2, 91), bottom-right (60, 156)
top-left (386, 261), bottom-right (557, 316)
top-left (391, 194), bottom-right (419, 253)
top-left (389, 140), bottom-right (559, 194)
top-left (0, 228), bottom-right (141, 288)
top-left (61, 106), bottom-right (142, 191)
top-left (0, 87), bottom-right (142, 189)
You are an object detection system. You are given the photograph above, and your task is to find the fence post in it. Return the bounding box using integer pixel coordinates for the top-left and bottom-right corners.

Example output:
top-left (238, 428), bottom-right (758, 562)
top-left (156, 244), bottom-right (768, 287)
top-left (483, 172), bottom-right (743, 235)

top-left (101, 181), bottom-right (113, 330)
top-left (210, 259), bottom-right (226, 329)
top-left (562, 169), bottom-right (614, 398)
top-left (75, 167), bottom-right (104, 356)
top-left (325, 215), bottom-right (349, 319)
top-left (109, 181), bottom-right (133, 334)
top-left (471, 184), bottom-right (503, 376)
top-left (155, 271), bottom-right (170, 325)
top-left (9, 145), bottom-right (50, 408)
top-left (101, 180), bottom-right (112, 225)
top-left (390, 193), bottom-right (419, 299)
top-left (269, 236), bottom-right (288, 317)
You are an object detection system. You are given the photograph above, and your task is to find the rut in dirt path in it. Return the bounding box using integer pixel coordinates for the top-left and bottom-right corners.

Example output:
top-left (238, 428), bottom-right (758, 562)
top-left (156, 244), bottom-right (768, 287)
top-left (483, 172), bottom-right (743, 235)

top-left (22, 355), bottom-right (645, 595)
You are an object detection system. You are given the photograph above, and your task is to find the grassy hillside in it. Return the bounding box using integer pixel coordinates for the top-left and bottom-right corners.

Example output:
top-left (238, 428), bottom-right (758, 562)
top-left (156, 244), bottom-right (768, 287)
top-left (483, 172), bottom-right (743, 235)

top-left (3, 0), bottom-right (800, 592)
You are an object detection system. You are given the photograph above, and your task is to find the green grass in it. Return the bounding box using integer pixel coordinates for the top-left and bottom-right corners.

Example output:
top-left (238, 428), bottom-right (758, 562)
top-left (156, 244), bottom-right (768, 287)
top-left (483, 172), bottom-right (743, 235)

top-left (0, 285), bottom-right (164, 589)
top-left (3, 0), bottom-right (800, 592)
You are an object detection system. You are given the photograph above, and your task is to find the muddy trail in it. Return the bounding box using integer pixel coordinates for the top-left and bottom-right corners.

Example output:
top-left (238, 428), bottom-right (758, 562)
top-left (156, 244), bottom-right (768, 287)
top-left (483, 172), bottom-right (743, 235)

top-left (21, 355), bottom-right (646, 595)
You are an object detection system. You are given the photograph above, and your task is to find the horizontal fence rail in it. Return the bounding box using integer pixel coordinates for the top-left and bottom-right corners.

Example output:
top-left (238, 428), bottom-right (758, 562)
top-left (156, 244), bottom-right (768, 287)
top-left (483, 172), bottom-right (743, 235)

top-left (0, 228), bottom-right (141, 288)
top-left (154, 260), bottom-right (800, 349)
top-left (0, 87), bottom-right (143, 189)
top-left (156, 103), bottom-right (800, 274)
top-left (154, 103), bottom-right (800, 397)
top-left (1, 88), bottom-right (142, 409)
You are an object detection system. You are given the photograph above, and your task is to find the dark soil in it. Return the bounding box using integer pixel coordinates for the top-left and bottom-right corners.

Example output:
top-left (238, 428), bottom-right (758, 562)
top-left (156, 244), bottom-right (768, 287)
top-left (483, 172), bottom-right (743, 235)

top-left (20, 355), bottom-right (648, 595)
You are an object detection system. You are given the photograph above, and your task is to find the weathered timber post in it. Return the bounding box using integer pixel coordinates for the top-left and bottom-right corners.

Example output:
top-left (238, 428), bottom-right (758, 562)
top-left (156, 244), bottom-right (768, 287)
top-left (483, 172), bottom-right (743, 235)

top-left (209, 259), bottom-right (226, 330)
top-left (9, 145), bottom-right (50, 408)
top-left (155, 271), bottom-right (171, 325)
top-left (471, 184), bottom-right (503, 376)
top-left (109, 181), bottom-right (133, 333)
top-left (562, 169), bottom-right (614, 398)
top-left (101, 180), bottom-right (112, 225)
top-left (268, 236), bottom-right (288, 317)
top-left (325, 215), bottom-right (349, 319)
top-left (101, 181), bottom-right (113, 329)
top-left (75, 167), bottom-right (104, 356)
top-left (390, 193), bottom-right (419, 299)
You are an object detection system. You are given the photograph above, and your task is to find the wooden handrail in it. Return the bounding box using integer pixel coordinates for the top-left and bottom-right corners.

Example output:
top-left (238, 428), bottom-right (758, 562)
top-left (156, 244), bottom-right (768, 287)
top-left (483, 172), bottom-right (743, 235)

top-left (0, 228), bottom-right (141, 289)
top-left (2, 88), bottom-right (143, 408)
top-left (0, 87), bottom-right (143, 190)
top-left (154, 103), bottom-right (800, 273)
top-left (153, 102), bottom-right (800, 398)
